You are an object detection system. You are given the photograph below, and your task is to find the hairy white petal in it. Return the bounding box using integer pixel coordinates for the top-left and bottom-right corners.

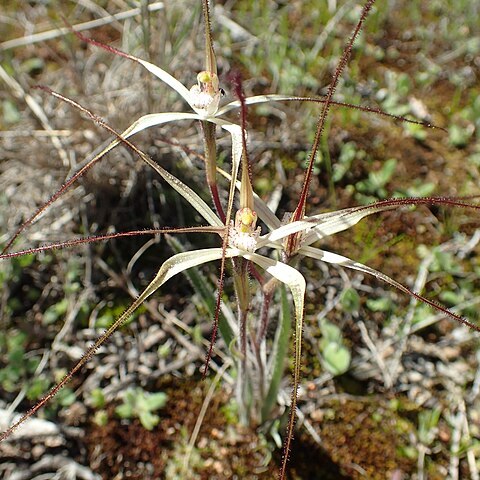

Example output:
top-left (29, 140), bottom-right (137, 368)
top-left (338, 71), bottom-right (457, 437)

top-left (139, 247), bottom-right (245, 303)
top-left (303, 203), bottom-right (398, 246)
top-left (75, 114), bottom-right (249, 229)
top-left (216, 122), bottom-right (243, 225)
top-left (217, 94), bottom-right (301, 116)
top-left (257, 219), bottom-right (314, 247)
top-left (257, 203), bottom-right (399, 249)
top-left (300, 245), bottom-right (413, 297)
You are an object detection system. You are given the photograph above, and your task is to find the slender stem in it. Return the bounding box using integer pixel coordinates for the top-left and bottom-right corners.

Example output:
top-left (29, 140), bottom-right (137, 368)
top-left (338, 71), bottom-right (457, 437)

top-left (210, 183), bottom-right (226, 224)
top-left (249, 278), bottom-right (275, 407)
top-left (200, 120), bottom-right (225, 222)
top-left (251, 335), bottom-right (265, 410)
top-left (238, 306), bottom-right (249, 424)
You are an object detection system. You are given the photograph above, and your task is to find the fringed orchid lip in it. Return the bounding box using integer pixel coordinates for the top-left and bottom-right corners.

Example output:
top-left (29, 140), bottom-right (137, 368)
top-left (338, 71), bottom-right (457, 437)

top-left (229, 207), bottom-right (261, 253)
top-left (189, 71), bottom-right (222, 116)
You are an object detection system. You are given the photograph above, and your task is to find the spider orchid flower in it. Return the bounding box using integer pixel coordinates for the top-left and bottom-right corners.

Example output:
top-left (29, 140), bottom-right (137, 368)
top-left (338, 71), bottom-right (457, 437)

top-left (4, 151), bottom-right (478, 470)
top-left (62, 0), bottom-right (431, 222)
top-left (1, 0), bottom-right (435, 256)
top-left (3, 4), bottom-right (475, 479)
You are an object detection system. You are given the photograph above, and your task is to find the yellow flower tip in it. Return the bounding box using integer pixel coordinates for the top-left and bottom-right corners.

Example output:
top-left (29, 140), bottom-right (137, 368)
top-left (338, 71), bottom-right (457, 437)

top-left (236, 207), bottom-right (258, 233)
top-left (197, 71), bottom-right (219, 93)
top-left (190, 71), bottom-right (221, 115)
top-left (241, 210), bottom-right (254, 226)
top-left (230, 208), bottom-right (261, 252)
top-left (197, 71), bottom-right (212, 83)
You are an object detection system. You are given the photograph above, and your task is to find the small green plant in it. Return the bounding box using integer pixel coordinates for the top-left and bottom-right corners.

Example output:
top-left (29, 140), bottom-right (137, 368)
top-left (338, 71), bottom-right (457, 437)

top-left (0, 332), bottom-right (40, 393)
top-left (366, 296), bottom-right (393, 313)
top-left (418, 407), bottom-right (442, 447)
top-left (377, 70), bottom-right (412, 116)
top-left (333, 141), bottom-right (367, 183)
top-left (416, 407), bottom-right (442, 478)
top-left (89, 388), bottom-right (106, 409)
top-left (319, 320), bottom-right (351, 376)
top-left (449, 123), bottom-right (474, 148)
top-left (355, 157), bottom-right (398, 203)
top-left (115, 387), bottom-right (168, 431)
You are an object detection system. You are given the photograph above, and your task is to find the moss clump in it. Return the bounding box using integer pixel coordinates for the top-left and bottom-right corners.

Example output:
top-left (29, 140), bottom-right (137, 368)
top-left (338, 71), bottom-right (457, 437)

top-left (287, 396), bottom-right (428, 479)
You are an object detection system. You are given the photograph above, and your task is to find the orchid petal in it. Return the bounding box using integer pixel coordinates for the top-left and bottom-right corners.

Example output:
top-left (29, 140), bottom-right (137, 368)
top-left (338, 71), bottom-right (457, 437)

top-left (300, 245), bottom-right (480, 332)
top-left (257, 205), bottom-right (392, 247)
top-left (215, 165), bottom-right (282, 231)
top-left (303, 198), bottom-right (480, 246)
top-left (79, 112), bottom-right (222, 227)
top-left (0, 246), bottom-right (239, 441)
top-left (118, 115), bottom-right (244, 224)
top-left (257, 200), bottom-right (431, 249)
top-left (302, 203), bottom-right (398, 245)
top-left (217, 94), bottom-right (301, 116)
top-left (242, 251), bottom-right (306, 472)
top-left (141, 248), bottom-right (238, 300)
top-left (134, 58), bottom-right (194, 109)
top-left (212, 122), bottom-right (242, 226)
top-left (72, 113), bottom-right (250, 229)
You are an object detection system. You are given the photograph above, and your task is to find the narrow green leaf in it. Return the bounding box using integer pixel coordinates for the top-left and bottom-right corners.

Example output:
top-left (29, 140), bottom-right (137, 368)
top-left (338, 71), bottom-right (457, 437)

top-left (262, 283), bottom-right (291, 422)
